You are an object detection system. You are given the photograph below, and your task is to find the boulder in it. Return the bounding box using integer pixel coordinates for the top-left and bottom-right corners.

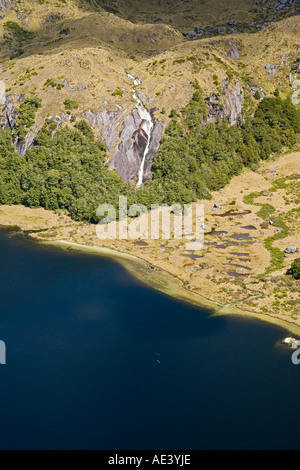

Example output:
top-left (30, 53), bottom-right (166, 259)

top-left (228, 42), bottom-right (240, 59)
top-left (264, 63), bottom-right (278, 76)
top-left (284, 247), bottom-right (298, 254)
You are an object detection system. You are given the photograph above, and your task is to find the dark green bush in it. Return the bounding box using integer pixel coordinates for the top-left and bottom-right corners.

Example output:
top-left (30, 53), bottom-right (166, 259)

top-left (287, 258), bottom-right (300, 280)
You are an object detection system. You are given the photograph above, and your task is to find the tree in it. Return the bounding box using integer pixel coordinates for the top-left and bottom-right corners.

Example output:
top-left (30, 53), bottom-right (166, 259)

top-left (287, 258), bottom-right (300, 280)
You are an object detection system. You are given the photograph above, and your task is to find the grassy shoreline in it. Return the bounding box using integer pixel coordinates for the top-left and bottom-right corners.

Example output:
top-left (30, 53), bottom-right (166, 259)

top-left (37, 238), bottom-right (300, 338)
top-left (1, 222), bottom-right (300, 336)
top-left (0, 150), bottom-right (299, 337)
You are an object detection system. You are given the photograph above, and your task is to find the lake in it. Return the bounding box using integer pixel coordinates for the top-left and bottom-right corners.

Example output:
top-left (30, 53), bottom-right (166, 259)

top-left (0, 228), bottom-right (299, 450)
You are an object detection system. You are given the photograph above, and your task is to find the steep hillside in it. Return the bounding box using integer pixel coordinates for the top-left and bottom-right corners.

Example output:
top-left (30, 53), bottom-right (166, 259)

top-left (94, 0), bottom-right (300, 33)
top-left (0, 0), bottom-right (299, 183)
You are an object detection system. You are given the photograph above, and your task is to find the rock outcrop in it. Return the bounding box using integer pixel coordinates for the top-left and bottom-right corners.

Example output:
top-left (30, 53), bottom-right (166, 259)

top-left (264, 63), bottom-right (279, 76)
top-left (109, 109), bottom-right (145, 183)
top-left (222, 81), bottom-right (244, 125)
top-left (109, 108), bottom-right (165, 183)
top-left (82, 103), bottom-right (165, 184)
top-left (0, 94), bottom-right (18, 130)
top-left (142, 118), bottom-right (166, 181)
top-left (284, 246), bottom-right (298, 253)
top-left (228, 41), bottom-right (240, 59)
top-left (205, 80), bottom-right (244, 126)
top-left (81, 106), bottom-right (127, 152)
top-left (14, 122), bottom-right (39, 157)
top-left (0, 93), bottom-right (39, 156)
top-left (0, 0), bottom-right (7, 12)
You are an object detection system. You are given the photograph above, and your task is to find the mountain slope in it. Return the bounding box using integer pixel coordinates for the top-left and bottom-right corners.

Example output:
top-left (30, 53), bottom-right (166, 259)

top-left (0, 0), bottom-right (299, 177)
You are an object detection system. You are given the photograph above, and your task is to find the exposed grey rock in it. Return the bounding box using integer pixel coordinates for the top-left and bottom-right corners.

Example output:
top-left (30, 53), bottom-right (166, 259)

top-left (15, 122), bottom-right (39, 157)
top-left (82, 108), bottom-right (120, 128)
top-left (250, 86), bottom-right (265, 99)
top-left (81, 106), bottom-right (126, 152)
top-left (228, 41), bottom-right (240, 59)
top-left (222, 77), bottom-right (230, 94)
top-left (222, 81), bottom-right (244, 125)
top-left (267, 168), bottom-right (279, 173)
top-left (109, 108), bottom-right (165, 183)
top-left (214, 203), bottom-right (221, 209)
top-left (46, 13), bottom-right (61, 22)
top-left (101, 109), bottom-right (128, 152)
top-left (0, 94), bottom-right (18, 130)
top-left (61, 112), bottom-right (71, 121)
top-left (184, 30), bottom-right (197, 40)
top-left (17, 94), bottom-right (25, 103)
top-left (284, 246), bottom-right (298, 253)
top-left (264, 63), bottom-right (279, 75)
top-left (143, 118), bottom-right (166, 181)
top-left (109, 109), bottom-right (145, 183)
top-left (205, 80), bottom-right (244, 126)
top-left (0, 0), bottom-right (7, 12)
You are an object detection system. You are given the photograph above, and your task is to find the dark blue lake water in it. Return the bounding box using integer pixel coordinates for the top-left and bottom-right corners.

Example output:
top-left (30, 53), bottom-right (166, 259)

top-left (0, 228), bottom-right (299, 450)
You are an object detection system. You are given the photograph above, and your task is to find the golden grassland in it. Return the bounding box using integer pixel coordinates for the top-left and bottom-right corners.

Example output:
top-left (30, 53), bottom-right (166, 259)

top-left (0, 151), bottom-right (299, 334)
top-left (0, 4), bottom-right (299, 132)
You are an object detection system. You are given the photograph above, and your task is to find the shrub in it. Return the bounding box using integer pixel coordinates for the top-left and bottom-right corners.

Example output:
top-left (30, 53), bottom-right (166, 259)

top-left (64, 99), bottom-right (78, 110)
top-left (287, 258), bottom-right (300, 280)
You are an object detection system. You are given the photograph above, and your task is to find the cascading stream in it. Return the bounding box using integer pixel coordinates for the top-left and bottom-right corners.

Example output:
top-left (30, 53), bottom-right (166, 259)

top-left (126, 72), bottom-right (154, 187)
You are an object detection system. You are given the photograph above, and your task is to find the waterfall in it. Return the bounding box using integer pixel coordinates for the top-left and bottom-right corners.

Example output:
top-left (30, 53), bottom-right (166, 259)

top-left (126, 72), bottom-right (154, 187)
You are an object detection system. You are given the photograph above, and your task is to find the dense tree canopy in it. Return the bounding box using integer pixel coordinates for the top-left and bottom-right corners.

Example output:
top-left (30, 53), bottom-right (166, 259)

top-left (0, 91), bottom-right (299, 222)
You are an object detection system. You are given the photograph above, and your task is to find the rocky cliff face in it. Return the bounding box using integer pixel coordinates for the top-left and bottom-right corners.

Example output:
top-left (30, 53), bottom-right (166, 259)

top-left (142, 117), bottom-right (166, 182)
top-left (0, 94), bottom-right (17, 130)
top-left (14, 122), bottom-right (39, 157)
top-left (0, 80), bottom-right (243, 179)
top-left (82, 104), bottom-right (166, 184)
top-left (0, 91), bottom-right (166, 179)
top-left (205, 79), bottom-right (244, 126)
top-left (0, 0), bottom-right (7, 12)
top-left (109, 108), bottom-right (166, 184)
top-left (222, 81), bottom-right (244, 125)
top-left (109, 108), bottom-right (145, 183)
top-left (82, 106), bottom-right (128, 153)
top-left (0, 93), bottom-right (40, 156)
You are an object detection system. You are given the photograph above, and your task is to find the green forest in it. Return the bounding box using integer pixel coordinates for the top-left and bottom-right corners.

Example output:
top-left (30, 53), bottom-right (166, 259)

top-left (0, 89), bottom-right (299, 222)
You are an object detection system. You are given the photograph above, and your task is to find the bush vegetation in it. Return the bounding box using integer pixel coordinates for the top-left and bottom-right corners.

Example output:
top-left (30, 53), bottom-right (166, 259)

top-left (0, 90), bottom-right (299, 223)
top-left (287, 258), bottom-right (300, 280)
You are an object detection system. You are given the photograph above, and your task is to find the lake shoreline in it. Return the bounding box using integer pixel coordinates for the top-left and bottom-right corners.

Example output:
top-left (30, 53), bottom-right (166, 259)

top-left (0, 150), bottom-right (299, 337)
top-left (0, 210), bottom-right (300, 337)
top-left (37, 237), bottom-right (300, 338)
